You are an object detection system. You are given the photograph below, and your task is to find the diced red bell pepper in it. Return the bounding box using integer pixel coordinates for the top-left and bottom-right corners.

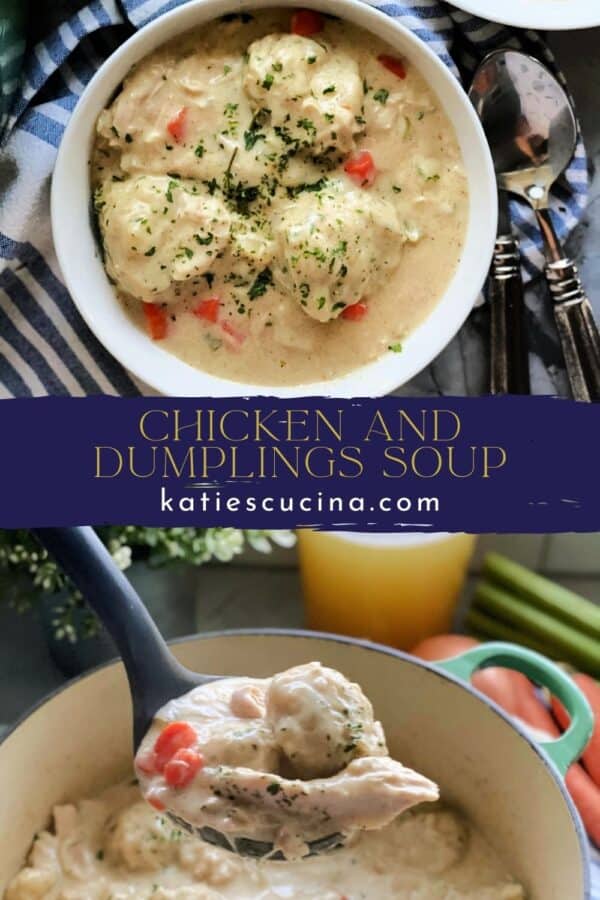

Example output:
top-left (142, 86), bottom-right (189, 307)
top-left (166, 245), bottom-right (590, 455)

top-left (147, 792), bottom-right (166, 811)
top-left (291, 8), bottom-right (324, 36)
top-left (143, 303), bottom-right (168, 341)
top-left (341, 301), bottom-right (368, 321)
top-left (166, 107), bottom-right (188, 143)
top-left (164, 748), bottom-right (205, 789)
top-left (378, 54), bottom-right (407, 79)
top-left (343, 150), bottom-right (376, 186)
top-left (221, 320), bottom-right (246, 347)
top-left (153, 721), bottom-right (197, 771)
top-left (193, 298), bottom-right (221, 323)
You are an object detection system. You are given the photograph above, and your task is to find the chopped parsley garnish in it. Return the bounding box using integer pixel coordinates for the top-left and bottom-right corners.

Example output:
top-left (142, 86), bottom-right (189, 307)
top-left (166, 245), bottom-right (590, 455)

top-left (144, 246), bottom-right (156, 257)
top-left (125, 133), bottom-right (133, 143)
top-left (248, 267), bottom-right (274, 300)
top-left (373, 88), bottom-right (389, 105)
top-left (165, 179), bottom-right (179, 203)
top-left (267, 782), bottom-right (281, 795)
top-left (297, 117), bottom-right (316, 136)
top-left (203, 177), bottom-right (219, 195)
top-left (388, 342), bottom-right (403, 353)
top-left (322, 85), bottom-right (336, 94)
top-left (307, 55), bottom-right (317, 64)
top-left (299, 283), bottom-right (310, 299)
top-left (272, 61), bottom-right (283, 72)
top-left (244, 129), bottom-right (264, 150)
top-left (225, 180), bottom-right (260, 215)
top-left (194, 141), bottom-right (205, 158)
top-left (194, 232), bottom-right (214, 246)
top-left (286, 177), bottom-right (328, 198)
top-left (262, 73), bottom-right (274, 90)
top-left (244, 109), bottom-right (268, 151)
top-left (392, 185), bottom-right (402, 193)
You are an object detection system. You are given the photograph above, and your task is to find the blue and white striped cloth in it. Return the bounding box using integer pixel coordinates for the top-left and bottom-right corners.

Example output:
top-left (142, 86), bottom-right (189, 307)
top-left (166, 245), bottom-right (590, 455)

top-left (0, 0), bottom-right (589, 397)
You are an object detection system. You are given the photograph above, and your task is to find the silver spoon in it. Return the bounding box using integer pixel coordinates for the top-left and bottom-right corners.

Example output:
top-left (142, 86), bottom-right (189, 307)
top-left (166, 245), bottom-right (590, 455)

top-left (470, 49), bottom-right (600, 402)
top-left (469, 82), bottom-right (530, 395)
top-left (32, 526), bottom-right (346, 860)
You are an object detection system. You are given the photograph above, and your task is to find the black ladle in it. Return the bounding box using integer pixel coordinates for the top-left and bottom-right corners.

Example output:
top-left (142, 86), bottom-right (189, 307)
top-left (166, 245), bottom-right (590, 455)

top-left (32, 526), bottom-right (345, 860)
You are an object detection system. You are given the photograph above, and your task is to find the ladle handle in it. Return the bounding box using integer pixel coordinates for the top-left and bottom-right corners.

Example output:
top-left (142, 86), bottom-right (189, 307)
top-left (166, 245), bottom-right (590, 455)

top-left (489, 232), bottom-right (530, 394)
top-left (32, 527), bottom-right (197, 745)
top-left (535, 208), bottom-right (600, 402)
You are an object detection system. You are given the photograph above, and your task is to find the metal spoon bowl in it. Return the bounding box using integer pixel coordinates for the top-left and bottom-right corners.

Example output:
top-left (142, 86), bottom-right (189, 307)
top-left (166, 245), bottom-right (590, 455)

top-left (33, 527), bottom-right (346, 860)
top-left (470, 49), bottom-right (600, 402)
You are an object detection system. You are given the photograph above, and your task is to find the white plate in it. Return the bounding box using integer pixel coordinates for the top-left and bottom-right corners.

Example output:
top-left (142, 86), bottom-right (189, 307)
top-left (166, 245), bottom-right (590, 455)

top-left (451, 0), bottom-right (600, 31)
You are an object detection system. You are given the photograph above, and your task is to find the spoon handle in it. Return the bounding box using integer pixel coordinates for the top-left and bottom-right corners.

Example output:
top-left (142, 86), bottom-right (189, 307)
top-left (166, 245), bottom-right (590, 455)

top-left (489, 232), bottom-right (530, 394)
top-left (535, 208), bottom-right (600, 403)
top-left (547, 261), bottom-right (600, 402)
top-left (32, 527), bottom-right (200, 745)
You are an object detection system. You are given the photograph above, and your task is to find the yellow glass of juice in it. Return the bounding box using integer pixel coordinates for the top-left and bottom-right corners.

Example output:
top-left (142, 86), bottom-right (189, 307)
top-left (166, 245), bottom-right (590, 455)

top-left (297, 531), bottom-right (476, 650)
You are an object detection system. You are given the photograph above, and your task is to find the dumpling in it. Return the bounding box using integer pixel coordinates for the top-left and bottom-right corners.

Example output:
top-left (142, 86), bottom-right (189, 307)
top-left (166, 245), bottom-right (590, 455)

top-left (265, 661), bottom-right (387, 778)
top-left (275, 181), bottom-right (403, 322)
top-left (244, 34), bottom-right (364, 157)
top-left (103, 801), bottom-right (180, 871)
top-left (5, 868), bottom-right (58, 900)
top-left (95, 175), bottom-right (231, 301)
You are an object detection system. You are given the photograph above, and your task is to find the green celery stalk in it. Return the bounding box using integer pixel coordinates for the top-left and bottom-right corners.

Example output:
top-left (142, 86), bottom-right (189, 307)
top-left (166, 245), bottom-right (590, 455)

top-left (474, 581), bottom-right (600, 676)
top-left (464, 608), bottom-right (558, 660)
top-left (484, 552), bottom-right (600, 640)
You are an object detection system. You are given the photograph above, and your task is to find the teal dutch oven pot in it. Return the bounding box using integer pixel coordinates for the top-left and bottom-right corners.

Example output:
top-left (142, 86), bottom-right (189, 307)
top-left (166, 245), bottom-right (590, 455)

top-left (0, 630), bottom-right (593, 898)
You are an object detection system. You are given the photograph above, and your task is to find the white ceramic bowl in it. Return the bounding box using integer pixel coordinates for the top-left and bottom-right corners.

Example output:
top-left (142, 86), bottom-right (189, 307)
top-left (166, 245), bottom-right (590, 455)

top-left (449, 0), bottom-right (600, 31)
top-left (51, 0), bottom-right (497, 398)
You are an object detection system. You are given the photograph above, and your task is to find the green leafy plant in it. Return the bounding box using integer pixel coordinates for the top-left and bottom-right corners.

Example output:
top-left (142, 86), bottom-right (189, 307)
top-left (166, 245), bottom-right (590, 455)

top-left (0, 528), bottom-right (295, 642)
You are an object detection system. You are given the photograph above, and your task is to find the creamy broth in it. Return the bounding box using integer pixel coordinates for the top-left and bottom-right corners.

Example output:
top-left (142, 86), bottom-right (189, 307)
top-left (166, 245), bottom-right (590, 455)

top-left (92, 9), bottom-right (468, 386)
top-left (6, 783), bottom-right (525, 899)
top-left (133, 663), bottom-right (439, 856)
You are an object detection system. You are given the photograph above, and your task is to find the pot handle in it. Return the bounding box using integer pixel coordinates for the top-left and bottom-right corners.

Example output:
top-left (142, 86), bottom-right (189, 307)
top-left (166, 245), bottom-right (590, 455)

top-left (437, 642), bottom-right (594, 777)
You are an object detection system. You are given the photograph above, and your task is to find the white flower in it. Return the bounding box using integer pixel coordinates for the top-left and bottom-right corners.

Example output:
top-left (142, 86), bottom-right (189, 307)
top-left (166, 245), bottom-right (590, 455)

top-left (111, 545), bottom-right (132, 571)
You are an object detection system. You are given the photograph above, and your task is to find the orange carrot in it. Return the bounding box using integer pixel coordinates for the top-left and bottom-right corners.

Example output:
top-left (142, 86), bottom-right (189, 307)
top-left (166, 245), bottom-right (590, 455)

top-left (551, 673), bottom-right (600, 787)
top-left (410, 634), bottom-right (479, 660)
top-left (410, 635), bottom-right (533, 718)
top-left (518, 687), bottom-right (600, 846)
top-left (565, 765), bottom-right (600, 847)
top-left (142, 303), bottom-right (168, 341)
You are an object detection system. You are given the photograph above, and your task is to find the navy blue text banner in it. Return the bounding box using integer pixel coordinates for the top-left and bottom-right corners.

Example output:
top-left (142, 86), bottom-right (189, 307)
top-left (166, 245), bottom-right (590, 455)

top-left (0, 396), bottom-right (598, 531)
